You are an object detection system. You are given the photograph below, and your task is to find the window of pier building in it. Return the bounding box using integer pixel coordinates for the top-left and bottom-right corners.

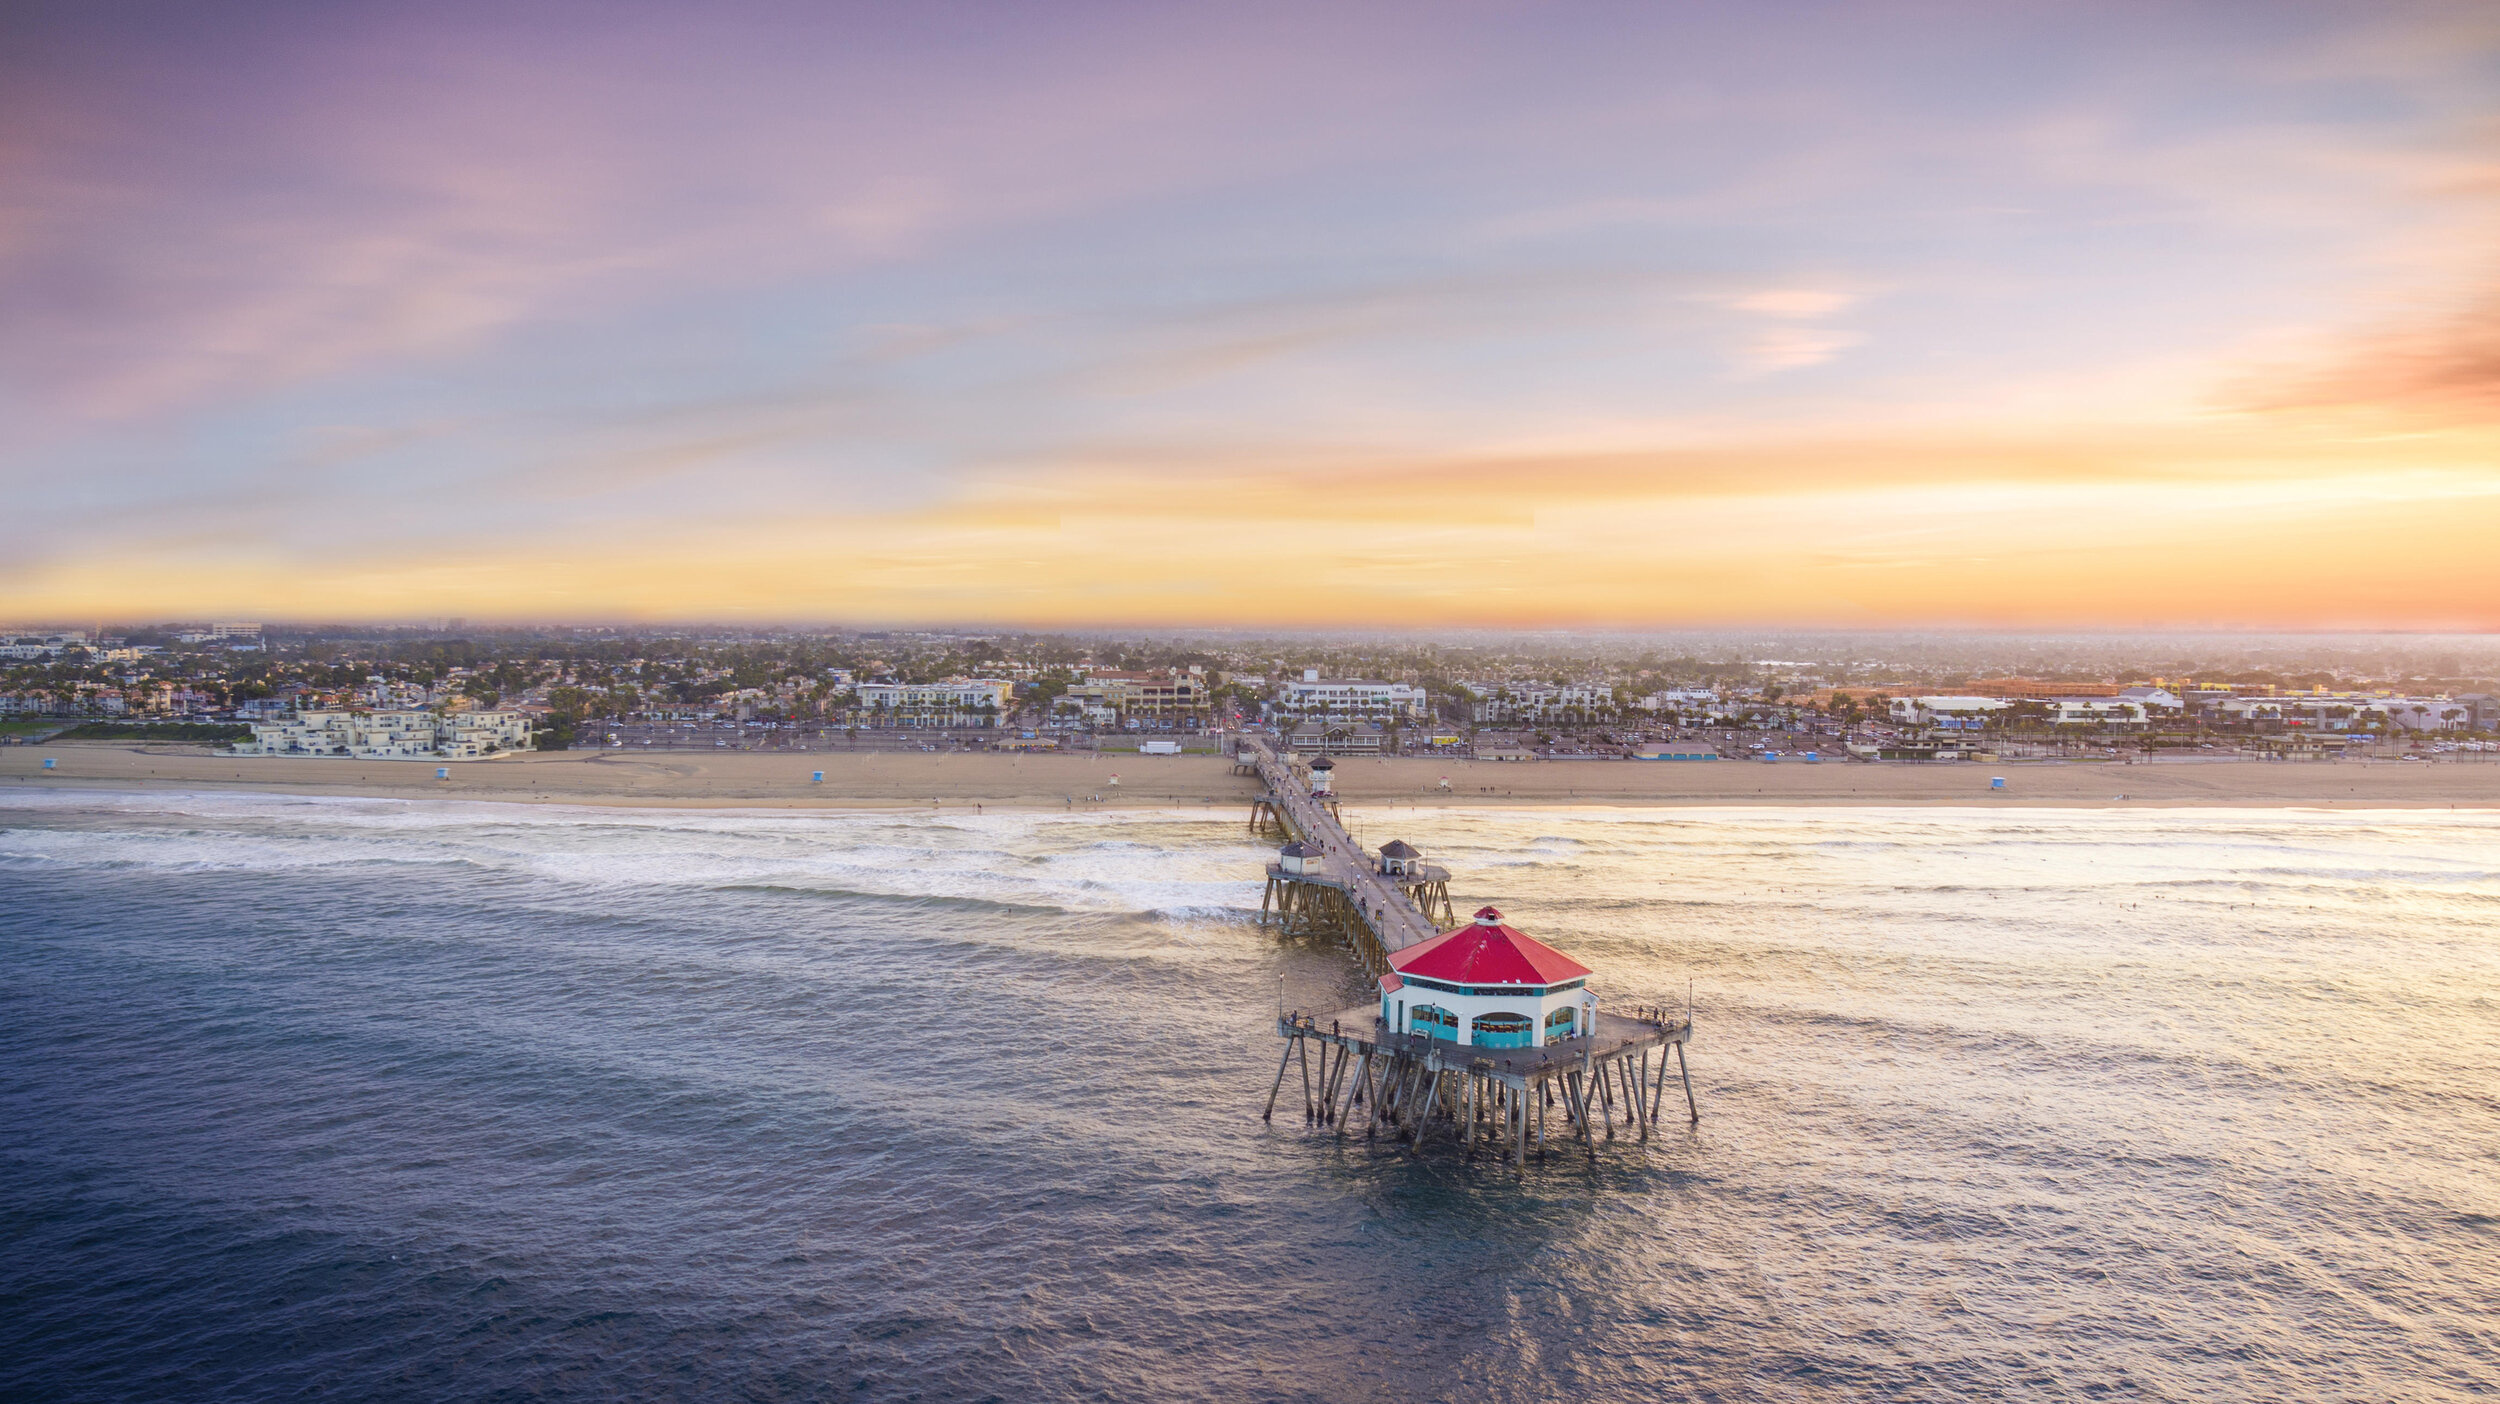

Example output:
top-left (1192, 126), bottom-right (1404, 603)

top-left (1545, 1007), bottom-right (1578, 1039)
top-left (1409, 1004), bottom-right (1459, 1040)
top-left (1471, 1012), bottom-right (1534, 1050)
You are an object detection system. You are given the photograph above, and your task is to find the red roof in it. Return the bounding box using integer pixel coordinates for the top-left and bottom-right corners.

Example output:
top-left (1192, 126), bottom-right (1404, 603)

top-left (1389, 907), bottom-right (1591, 986)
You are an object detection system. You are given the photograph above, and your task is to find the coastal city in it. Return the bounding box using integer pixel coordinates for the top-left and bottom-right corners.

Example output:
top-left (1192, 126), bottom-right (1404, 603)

top-left (11, 6), bottom-right (2500, 1399)
top-left (5, 621), bottom-right (2496, 764)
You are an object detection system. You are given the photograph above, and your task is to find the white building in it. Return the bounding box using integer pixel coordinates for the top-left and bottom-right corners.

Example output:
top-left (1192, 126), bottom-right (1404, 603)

top-left (1378, 907), bottom-right (1595, 1049)
top-left (236, 709), bottom-right (533, 759)
top-left (2382, 699), bottom-right (2476, 732)
top-left (2114, 686), bottom-right (2185, 715)
top-left (1634, 687), bottom-right (1720, 713)
top-left (0, 632), bottom-right (91, 660)
top-left (1888, 696), bottom-right (2011, 731)
top-left (2050, 699), bottom-right (2149, 728)
top-left (1466, 682), bottom-right (1615, 724)
top-left (1274, 670), bottom-right (1426, 720)
top-left (855, 679), bottom-right (1012, 726)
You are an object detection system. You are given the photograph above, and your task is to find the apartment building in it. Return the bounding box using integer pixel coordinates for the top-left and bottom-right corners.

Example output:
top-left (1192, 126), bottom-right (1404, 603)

top-left (237, 709), bottom-right (534, 758)
top-left (854, 679), bottom-right (1012, 727)
top-left (1465, 682), bottom-right (1612, 724)
top-left (2049, 700), bottom-right (2149, 728)
top-left (1887, 696), bottom-right (2010, 730)
top-left (2210, 694), bottom-right (2476, 732)
top-left (1275, 670), bottom-right (1426, 720)
top-left (1056, 668), bottom-right (1210, 723)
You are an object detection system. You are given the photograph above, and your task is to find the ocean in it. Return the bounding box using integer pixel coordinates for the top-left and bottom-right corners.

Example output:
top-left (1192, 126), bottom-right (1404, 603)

top-left (2, 789), bottom-right (2494, 1402)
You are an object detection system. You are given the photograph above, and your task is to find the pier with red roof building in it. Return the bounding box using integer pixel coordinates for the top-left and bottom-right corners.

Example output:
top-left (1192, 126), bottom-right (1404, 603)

top-left (1237, 736), bottom-right (1695, 1167)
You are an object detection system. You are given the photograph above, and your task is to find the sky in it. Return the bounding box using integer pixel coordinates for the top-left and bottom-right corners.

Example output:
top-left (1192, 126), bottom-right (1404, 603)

top-left (4, 0), bottom-right (2499, 630)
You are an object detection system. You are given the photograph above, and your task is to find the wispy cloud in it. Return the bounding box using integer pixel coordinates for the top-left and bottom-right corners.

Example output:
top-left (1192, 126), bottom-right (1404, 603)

top-left (2232, 277), bottom-right (2500, 424)
top-left (5, 1), bottom-right (2500, 625)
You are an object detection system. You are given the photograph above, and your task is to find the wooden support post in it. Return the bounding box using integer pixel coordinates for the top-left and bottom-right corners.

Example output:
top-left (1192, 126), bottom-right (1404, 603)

top-left (1517, 1083), bottom-right (1530, 1169)
top-left (1577, 1073), bottom-right (1599, 1160)
top-left (1336, 1052), bottom-right (1369, 1140)
top-left (1262, 1037), bottom-right (1294, 1122)
top-left (1566, 1073), bottom-right (1597, 1158)
top-left (1298, 1035), bottom-right (1315, 1123)
top-left (1409, 1069), bottom-right (1444, 1155)
top-left (1676, 1039), bottom-right (1699, 1126)
top-left (1632, 1054), bottom-right (1651, 1140)
top-left (1650, 1044), bottom-right (1670, 1128)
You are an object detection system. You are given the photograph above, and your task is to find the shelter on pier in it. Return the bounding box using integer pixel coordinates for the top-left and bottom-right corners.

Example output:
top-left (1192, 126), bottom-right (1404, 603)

top-left (1380, 907), bottom-right (1592, 1050)
top-left (1277, 840), bottom-right (1323, 876)
top-left (1308, 755), bottom-right (1336, 794)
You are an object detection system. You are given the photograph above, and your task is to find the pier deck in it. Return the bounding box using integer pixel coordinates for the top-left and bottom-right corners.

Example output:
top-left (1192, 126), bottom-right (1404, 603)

top-left (1244, 739), bottom-right (1451, 972)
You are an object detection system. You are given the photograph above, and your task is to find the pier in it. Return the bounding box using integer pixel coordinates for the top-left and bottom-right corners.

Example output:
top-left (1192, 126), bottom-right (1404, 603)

top-left (1240, 736), bottom-right (1696, 1163)
top-left (1241, 739), bottom-right (1446, 975)
top-left (1265, 1005), bottom-right (1696, 1167)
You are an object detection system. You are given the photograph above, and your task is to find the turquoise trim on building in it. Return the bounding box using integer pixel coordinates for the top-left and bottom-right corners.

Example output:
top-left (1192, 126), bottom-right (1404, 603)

top-left (1471, 1013), bottom-right (1533, 1049)
top-left (1409, 1004), bottom-right (1459, 1041)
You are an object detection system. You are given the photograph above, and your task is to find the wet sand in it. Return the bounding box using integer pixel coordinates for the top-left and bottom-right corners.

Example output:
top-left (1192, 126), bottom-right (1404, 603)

top-left (6, 742), bottom-right (2500, 810)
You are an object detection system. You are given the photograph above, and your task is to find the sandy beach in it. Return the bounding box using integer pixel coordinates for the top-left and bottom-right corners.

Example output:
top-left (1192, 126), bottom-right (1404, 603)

top-left (7, 742), bottom-right (2500, 810)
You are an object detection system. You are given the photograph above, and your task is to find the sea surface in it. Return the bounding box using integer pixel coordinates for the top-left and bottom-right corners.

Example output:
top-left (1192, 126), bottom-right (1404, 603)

top-left (2, 789), bottom-right (2495, 1402)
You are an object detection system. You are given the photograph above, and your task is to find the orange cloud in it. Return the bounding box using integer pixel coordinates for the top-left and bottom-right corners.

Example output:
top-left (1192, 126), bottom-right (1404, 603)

top-left (14, 418), bottom-right (2500, 630)
top-left (2236, 279), bottom-right (2500, 425)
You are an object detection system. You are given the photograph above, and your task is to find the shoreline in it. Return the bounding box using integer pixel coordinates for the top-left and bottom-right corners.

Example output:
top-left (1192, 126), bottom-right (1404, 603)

top-left (8, 743), bottom-right (2500, 811)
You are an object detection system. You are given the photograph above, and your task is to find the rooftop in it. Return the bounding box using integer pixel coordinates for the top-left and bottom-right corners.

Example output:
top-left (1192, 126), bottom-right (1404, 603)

top-left (1389, 907), bottom-right (1593, 987)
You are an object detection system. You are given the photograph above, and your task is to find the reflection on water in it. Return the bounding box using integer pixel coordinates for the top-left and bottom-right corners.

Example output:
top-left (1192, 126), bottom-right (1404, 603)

top-left (2, 791), bottom-right (2495, 1401)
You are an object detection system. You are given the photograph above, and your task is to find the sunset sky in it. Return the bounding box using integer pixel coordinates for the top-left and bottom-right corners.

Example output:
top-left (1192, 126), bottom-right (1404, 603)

top-left (5, 1), bottom-right (2498, 629)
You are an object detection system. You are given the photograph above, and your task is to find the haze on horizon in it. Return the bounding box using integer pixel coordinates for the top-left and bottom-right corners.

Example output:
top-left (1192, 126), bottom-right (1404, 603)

top-left (5, 1), bottom-right (2499, 631)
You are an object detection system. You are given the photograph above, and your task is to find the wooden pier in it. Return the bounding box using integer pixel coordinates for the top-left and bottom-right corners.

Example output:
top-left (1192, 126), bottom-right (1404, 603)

top-left (1239, 735), bottom-right (1698, 1164)
top-left (1265, 1004), bottom-right (1697, 1165)
top-left (1239, 739), bottom-right (1438, 978)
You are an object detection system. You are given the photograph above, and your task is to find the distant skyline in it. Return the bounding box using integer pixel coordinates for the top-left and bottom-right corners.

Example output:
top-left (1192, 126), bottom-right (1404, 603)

top-left (6, 1), bottom-right (2498, 628)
